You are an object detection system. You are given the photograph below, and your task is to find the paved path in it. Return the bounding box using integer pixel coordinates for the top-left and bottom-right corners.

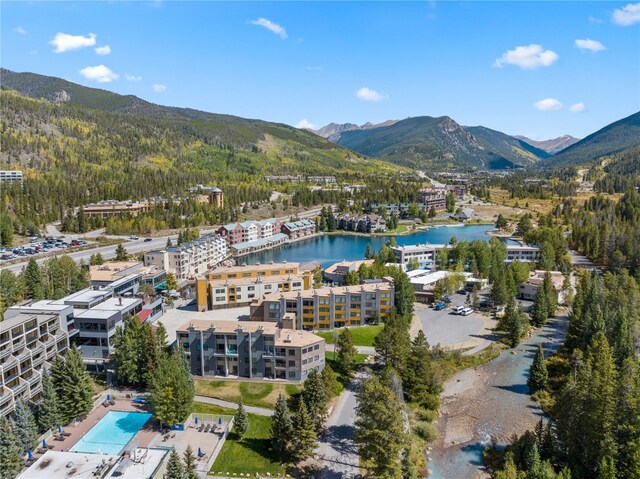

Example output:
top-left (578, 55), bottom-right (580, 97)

top-left (325, 344), bottom-right (375, 355)
top-left (194, 395), bottom-right (273, 416)
top-left (316, 372), bottom-right (362, 479)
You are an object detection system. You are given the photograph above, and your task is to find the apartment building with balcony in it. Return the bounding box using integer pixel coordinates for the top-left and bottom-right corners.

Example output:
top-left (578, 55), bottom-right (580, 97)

top-left (281, 220), bottom-right (316, 239)
top-left (391, 244), bottom-right (439, 269)
top-left (250, 282), bottom-right (395, 330)
top-left (90, 261), bottom-right (167, 291)
top-left (418, 188), bottom-right (447, 212)
top-left (505, 244), bottom-right (541, 263)
top-left (176, 320), bottom-right (325, 381)
top-left (195, 261), bottom-right (316, 311)
top-left (144, 233), bottom-right (228, 280)
top-left (0, 311), bottom-right (70, 419)
top-left (217, 219), bottom-right (281, 246)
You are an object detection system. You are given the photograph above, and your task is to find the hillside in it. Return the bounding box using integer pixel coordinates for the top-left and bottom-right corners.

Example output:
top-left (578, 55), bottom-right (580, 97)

top-left (335, 116), bottom-right (548, 170)
top-left (514, 134), bottom-right (579, 154)
top-left (315, 120), bottom-right (398, 142)
top-left (544, 111), bottom-right (640, 168)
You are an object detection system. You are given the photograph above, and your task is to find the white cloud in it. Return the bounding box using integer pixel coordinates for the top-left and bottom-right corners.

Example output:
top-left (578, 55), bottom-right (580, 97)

top-left (575, 39), bottom-right (606, 52)
top-left (250, 18), bottom-right (287, 39)
top-left (533, 98), bottom-right (563, 111)
top-left (95, 45), bottom-right (111, 55)
top-left (124, 74), bottom-right (142, 81)
top-left (493, 44), bottom-right (559, 69)
top-left (79, 65), bottom-right (118, 83)
top-left (588, 15), bottom-right (603, 24)
top-left (296, 119), bottom-right (316, 130)
top-left (50, 32), bottom-right (97, 53)
top-left (570, 102), bottom-right (586, 113)
top-left (13, 26), bottom-right (27, 34)
top-left (152, 84), bottom-right (166, 93)
top-left (612, 2), bottom-right (640, 26)
top-left (356, 87), bottom-right (385, 102)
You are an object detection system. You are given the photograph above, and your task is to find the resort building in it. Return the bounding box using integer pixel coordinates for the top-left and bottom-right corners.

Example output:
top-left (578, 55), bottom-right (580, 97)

top-left (0, 170), bottom-right (23, 185)
top-left (250, 282), bottom-right (395, 330)
top-left (90, 261), bottom-right (167, 292)
top-left (230, 233), bottom-right (288, 256)
top-left (323, 259), bottom-right (375, 284)
top-left (217, 218), bottom-right (281, 246)
top-left (195, 261), bottom-right (318, 311)
top-left (505, 244), bottom-right (541, 263)
top-left (177, 320), bottom-right (325, 381)
top-left (186, 185), bottom-right (224, 208)
top-left (519, 270), bottom-right (567, 304)
top-left (418, 188), bottom-right (447, 212)
top-left (336, 213), bottom-right (387, 233)
top-left (0, 309), bottom-right (70, 419)
top-left (281, 219), bottom-right (316, 239)
top-left (264, 175), bottom-right (305, 182)
top-left (144, 233), bottom-right (228, 280)
top-left (391, 244), bottom-right (439, 269)
top-left (455, 207), bottom-right (474, 221)
top-left (307, 176), bottom-right (336, 184)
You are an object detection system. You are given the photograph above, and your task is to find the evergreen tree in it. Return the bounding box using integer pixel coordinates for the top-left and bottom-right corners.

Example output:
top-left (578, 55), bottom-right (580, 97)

top-left (0, 417), bottom-right (23, 479)
top-left (149, 349), bottom-right (194, 427)
top-left (615, 358), bottom-right (640, 479)
top-left (404, 330), bottom-right (438, 402)
top-left (542, 271), bottom-right (558, 317)
top-left (182, 445), bottom-right (197, 479)
top-left (354, 375), bottom-right (405, 479)
top-left (374, 311), bottom-right (410, 374)
top-left (164, 448), bottom-right (186, 479)
top-left (112, 319), bottom-right (139, 386)
top-left (364, 243), bottom-right (372, 259)
top-left (335, 328), bottom-right (358, 377)
top-left (290, 400), bottom-right (317, 462)
top-left (21, 258), bottom-right (45, 300)
top-left (166, 237), bottom-right (173, 247)
top-left (531, 285), bottom-right (549, 327)
top-left (597, 456), bottom-right (616, 479)
top-left (37, 370), bottom-right (61, 432)
top-left (50, 347), bottom-right (94, 423)
top-left (301, 369), bottom-right (327, 433)
top-left (401, 449), bottom-right (418, 479)
top-left (528, 345), bottom-right (549, 393)
top-left (155, 322), bottom-right (169, 355)
top-left (115, 243), bottom-right (129, 261)
top-left (166, 272), bottom-right (178, 291)
top-left (321, 364), bottom-right (340, 399)
top-left (271, 393), bottom-right (293, 459)
top-left (234, 402), bottom-right (248, 438)
top-left (491, 266), bottom-right (509, 305)
top-left (13, 399), bottom-right (38, 455)
top-left (496, 214), bottom-right (509, 229)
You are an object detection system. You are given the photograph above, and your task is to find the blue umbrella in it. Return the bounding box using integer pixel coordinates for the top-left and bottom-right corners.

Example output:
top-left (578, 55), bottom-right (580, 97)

top-left (57, 425), bottom-right (62, 433)
top-left (28, 450), bottom-right (33, 460)
top-left (107, 394), bottom-right (111, 402)
top-left (218, 417), bottom-right (222, 425)
top-left (194, 417), bottom-right (198, 425)
top-left (42, 438), bottom-right (47, 448)
top-left (198, 447), bottom-right (203, 457)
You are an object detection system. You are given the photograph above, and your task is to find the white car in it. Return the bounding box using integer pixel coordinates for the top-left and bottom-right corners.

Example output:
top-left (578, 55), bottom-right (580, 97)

top-left (452, 305), bottom-right (465, 315)
top-left (461, 307), bottom-right (474, 316)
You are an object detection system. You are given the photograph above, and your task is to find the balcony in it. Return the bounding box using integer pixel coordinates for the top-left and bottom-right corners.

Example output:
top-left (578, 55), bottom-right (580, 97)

top-left (32, 355), bottom-right (45, 367)
top-left (262, 349), bottom-right (275, 358)
top-left (226, 348), bottom-right (238, 356)
top-left (10, 379), bottom-right (28, 396)
top-left (11, 339), bottom-right (25, 353)
top-left (25, 373), bottom-right (40, 387)
top-left (0, 400), bottom-right (14, 418)
top-left (1, 356), bottom-right (18, 373)
top-left (0, 346), bottom-right (11, 360)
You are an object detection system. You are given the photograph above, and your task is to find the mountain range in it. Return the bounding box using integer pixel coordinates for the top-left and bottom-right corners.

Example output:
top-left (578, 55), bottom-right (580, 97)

top-left (315, 120), bottom-right (399, 142)
top-left (514, 135), bottom-right (580, 155)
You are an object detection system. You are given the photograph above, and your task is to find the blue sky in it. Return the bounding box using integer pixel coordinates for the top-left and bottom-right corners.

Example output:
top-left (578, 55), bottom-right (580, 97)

top-left (2, 1), bottom-right (639, 139)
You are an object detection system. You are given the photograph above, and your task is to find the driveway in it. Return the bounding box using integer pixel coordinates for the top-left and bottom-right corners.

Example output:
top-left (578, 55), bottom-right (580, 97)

top-left (316, 372), bottom-right (362, 479)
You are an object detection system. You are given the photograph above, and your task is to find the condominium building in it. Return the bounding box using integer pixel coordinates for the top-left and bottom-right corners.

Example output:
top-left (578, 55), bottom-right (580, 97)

top-left (0, 310), bottom-right (70, 419)
top-left (144, 234), bottom-right (228, 280)
top-left (391, 244), bottom-right (439, 269)
top-left (177, 320), bottom-right (325, 381)
top-left (418, 189), bottom-right (446, 212)
top-left (323, 259), bottom-right (375, 284)
top-left (336, 213), bottom-right (387, 233)
top-left (195, 261), bottom-right (317, 311)
top-left (0, 170), bottom-right (23, 185)
top-left (217, 219), bottom-right (281, 246)
top-left (281, 220), bottom-right (316, 239)
top-left (307, 176), bottom-right (336, 184)
top-left (519, 270), bottom-right (567, 304)
top-left (250, 282), bottom-right (395, 330)
top-left (186, 185), bottom-right (224, 208)
top-left (505, 244), bottom-right (541, 263)
top-left (90, 261), bottom-right (167, 291)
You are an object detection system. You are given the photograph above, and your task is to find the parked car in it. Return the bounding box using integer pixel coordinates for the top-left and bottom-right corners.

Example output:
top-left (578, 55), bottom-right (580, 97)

top-left (144, 237), bottom-right (153, 242)
top-left (1, 254), bottom-right (14, 260)
top-left (433, 302), bottom-right (447, 311)
top-left (452, 305), bottom-right (465, 315)
top-left (130, 236), bottom-right (139, 240)
top-left (71, 240), bottom-right (81, 246)
top-left (461, 307), bottom-right (474, 316)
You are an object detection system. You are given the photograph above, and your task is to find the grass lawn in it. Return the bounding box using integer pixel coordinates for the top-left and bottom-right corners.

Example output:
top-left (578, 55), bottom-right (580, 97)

top-left (316, 324), bottom-right (383, 347)
top-left (195, 379), bottom-right (300, 409)
top-left (192, 403), bottom-right (287, 476)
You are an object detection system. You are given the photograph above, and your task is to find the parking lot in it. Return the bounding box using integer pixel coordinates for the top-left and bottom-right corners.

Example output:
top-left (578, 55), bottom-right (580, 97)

top-left (0, 237), bottom-right (90, 261)
top-left (414, 295), bottom-right (499, 354)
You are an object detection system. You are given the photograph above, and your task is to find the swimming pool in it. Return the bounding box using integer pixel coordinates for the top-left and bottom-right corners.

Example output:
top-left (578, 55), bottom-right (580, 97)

top-left (71, 411), bottom-right (153, 455)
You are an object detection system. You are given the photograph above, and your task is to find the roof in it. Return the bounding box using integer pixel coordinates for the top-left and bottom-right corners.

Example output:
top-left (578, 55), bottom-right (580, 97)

top-left (230, 233), bottom-right (288, 252)
top-left (208, 261), bottom-right (300, 275)
top-left (283, 219), bottom-right (315, 231)
top-left (207, 273), bottom-right (304, 287)
top-left (391, 243), bottom-right (446, 253)
top-left (260, 282), bottom-right (393, 301)
top-left (17, 451), bottom-right (119, 479)
top-left (324, 259), bottom-right (374, 275)
top-left (90, 261), bottom-right (142, 282)
top-left (525, 270), bottom-right (565, 290)
top-left (104, 448), bottom-right (170, 479)
top-left (137, 309), bottom-right (152, 322)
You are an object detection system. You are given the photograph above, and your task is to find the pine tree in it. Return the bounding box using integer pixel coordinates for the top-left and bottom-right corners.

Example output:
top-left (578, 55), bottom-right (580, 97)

top-left (37, 370), bottom-right (61, 432)
top-left (531, 285), bottom-right (549, 327)
top-left (234, 402), bottom-right (248, 438)
top-left (290, 400), bottom-right (317, 462)
top-left (354, 375), bottom-right (405, 478)
top-left (112, 320), bottom-right (139, 386)
top-left (597, 456), bottom-right (616, 479)
top-left (542, 271), bottom-right (557, 317)
top-left (301, 369), bottom-right (327, 433)
top-left (374, 311), bottom-right (410, 373)
top-left (401, 449), bottom-right (418, 479)
top-left (149, 349), bottom-right (194, 427)
top-left (528, 345), bottom-right (549, 393)
top-left (13, 399), bottom-right (38, 455)
top-left (336, 328), bottom-right (358, 377)
top-left (615, 358), bottom-right (640, 479)
top-left (404, 330), bottom-right (438, 402)
top-left (364, 243), bottom-right (372, 259)
top-left (271, 393), bottom-right (293, 459)
top-left (166, 272), bottom-right (178, 291)
top-left (21, 258), bottom-right (45, 299)
top-left (0, 417), bottom-right (23, 479)
top-left (321, 364), bottom-right (340, 399)
top-left (166, 237), bottom-right (173, 247)
top-left (115, 243), bottom-right (129, 261)
top-left (51, 347), bottom-right (94, 423)
top-left (164, 448), bottom-right (186, 479)
top-left (182, 445), bottom-right (197, 479)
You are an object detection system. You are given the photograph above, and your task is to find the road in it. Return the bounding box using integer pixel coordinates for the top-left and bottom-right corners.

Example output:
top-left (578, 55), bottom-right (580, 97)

top-left (316, 372), bottom-right (362, 479)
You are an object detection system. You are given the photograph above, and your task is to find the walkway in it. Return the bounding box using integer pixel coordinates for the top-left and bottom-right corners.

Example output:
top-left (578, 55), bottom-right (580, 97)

top-left (325, 344), bottom-right (375, 355)
top-left (194, 395), bottom-right (273, 417)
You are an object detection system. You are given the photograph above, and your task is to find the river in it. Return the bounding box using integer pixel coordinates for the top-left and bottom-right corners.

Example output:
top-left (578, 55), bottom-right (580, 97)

top-left (244, 224), bottom-right (495, 268)
top-left (427, 315), bottom-right (568, 479)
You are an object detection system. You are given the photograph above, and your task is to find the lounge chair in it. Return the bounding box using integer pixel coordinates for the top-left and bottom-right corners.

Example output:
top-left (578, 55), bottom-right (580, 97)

top-left (53, 435), bottom-right (65, 441)
top-left (198, 424), bottom-right (204, 432)
top-left (102, 400), bottom-right (110, 408)
top-left (37, 448), bottom-right (47, 455)
top-left (109, 399), bottom-right (116, 406)
top-left (61, 431), bottom-right (71, 437)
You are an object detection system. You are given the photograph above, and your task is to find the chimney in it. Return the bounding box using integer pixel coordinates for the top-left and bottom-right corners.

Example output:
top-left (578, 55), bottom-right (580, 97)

top-left (118, 296), bottom-right (122, 306)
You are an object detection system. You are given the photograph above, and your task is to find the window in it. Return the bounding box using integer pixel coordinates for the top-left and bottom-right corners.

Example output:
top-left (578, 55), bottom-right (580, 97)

top-left (269, 303), bottom-right (280, 310)
top-left (288, 360), bottom-right (296, 367)
top-left (248, 286), bottom-right (255, 291)
top-left (314, 355), bottom-right (320, 361)
top-left (288, 349), bottom-right (295, 356)
top-left (293, 282), bottom-right (301, 287)
top-left (314, 344), bottom-right (319, 350)
top-left (216, 296), bottom-right (225, 302)
top-left (265, 285), bottom-right (271, 290)
top-left (243, 273), bottom-right (251, 277)
top-left (215, 288), bottom-right (225, 294)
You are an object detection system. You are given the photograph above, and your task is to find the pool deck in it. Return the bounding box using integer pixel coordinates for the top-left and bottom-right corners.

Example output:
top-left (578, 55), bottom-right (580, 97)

top-left (40, 399), bottom-right (159, 457)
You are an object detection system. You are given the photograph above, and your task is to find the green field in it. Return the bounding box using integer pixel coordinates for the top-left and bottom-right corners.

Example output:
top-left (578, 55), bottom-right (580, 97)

top-left (195, 380), bottom-right (300, 409)
top-left (317, 324), bottom-right (383, 347)
top-left (191, 403), bottom-right (286, 476)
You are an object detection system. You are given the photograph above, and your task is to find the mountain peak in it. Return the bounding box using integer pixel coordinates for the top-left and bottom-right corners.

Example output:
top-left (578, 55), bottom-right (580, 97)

top-left (514, 135), bottom-right (580, 155)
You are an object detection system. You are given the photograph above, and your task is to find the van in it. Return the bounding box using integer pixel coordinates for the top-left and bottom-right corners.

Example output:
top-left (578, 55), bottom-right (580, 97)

top-left (461, 307), bottom-right (474, 316)
top-left (452, 305), bottom-right (465, 315)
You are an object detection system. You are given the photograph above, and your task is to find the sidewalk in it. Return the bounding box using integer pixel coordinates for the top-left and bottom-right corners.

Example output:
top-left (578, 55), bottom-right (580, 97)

top-left (194, 395), bottom-right (273, 416)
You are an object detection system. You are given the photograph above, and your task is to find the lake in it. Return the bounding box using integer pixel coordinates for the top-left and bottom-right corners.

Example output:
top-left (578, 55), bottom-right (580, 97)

top-left (243, 224), bottom-right (495, 268)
